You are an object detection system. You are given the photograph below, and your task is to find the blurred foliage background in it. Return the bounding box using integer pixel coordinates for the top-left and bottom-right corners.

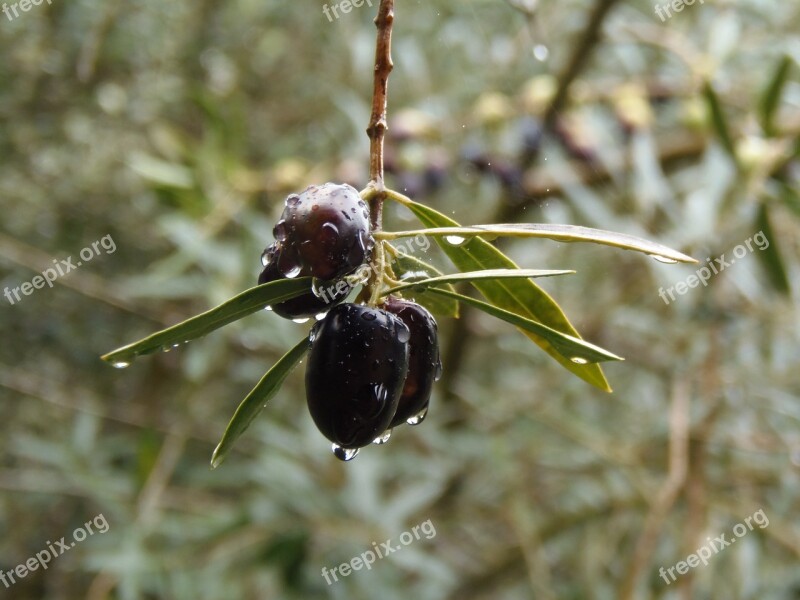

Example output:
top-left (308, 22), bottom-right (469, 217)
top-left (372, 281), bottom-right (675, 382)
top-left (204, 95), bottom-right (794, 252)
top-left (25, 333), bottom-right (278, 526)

top-left (1, 0), bottom-right (799, 598)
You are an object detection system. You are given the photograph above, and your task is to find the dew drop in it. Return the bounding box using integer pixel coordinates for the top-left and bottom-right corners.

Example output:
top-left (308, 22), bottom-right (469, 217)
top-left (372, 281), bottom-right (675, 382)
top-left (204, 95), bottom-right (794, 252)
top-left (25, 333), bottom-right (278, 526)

top-left (373, 429), bottom-right (392, 445)
top-left (651, 255), bottom-right (678, 264)
top-left (260, 250), bottom-right (271, 267)
top-left (283, 264), bottom-right (302, 279)
top-left (320, 222), bottom-right (340, 243)
top-left (361, 311), bottom-right (378, 322)
top-left (285, 194), bottom-right (301, 208)
top-left (308, 328), bottom-right (318, 343)
top-left (332, 444), bottom-right (359, 461)
top-left (273, 220), bottom-right (288, 242)
top-left (311, 204), bottom-right (320, 212)
top-left (445, 235), bottom-right (466, 246)
top-left (406, 407), bottom-right (428, 426)
top-left (434, 360), bottom-right (443, 381)
top-left (533, 44), bottom-right (549, 61)
top-left (396, 325), bottom-right (411, 344)
top-left (292, 317), bottom-right (310, 324)
top-left (570, 357), bottom-right (589, 365)
top-left (111, 360), bottom-right (131, 369)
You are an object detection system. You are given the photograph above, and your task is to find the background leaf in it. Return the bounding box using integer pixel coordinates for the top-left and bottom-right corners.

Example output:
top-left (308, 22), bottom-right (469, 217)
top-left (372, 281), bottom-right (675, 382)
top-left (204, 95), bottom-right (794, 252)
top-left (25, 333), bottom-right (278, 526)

top-left (759, 55), bottom-right (792, 137)
top-left (755, 203), bottom-right (792, 295)
top-left (703, 80), bottom-right (738, 161)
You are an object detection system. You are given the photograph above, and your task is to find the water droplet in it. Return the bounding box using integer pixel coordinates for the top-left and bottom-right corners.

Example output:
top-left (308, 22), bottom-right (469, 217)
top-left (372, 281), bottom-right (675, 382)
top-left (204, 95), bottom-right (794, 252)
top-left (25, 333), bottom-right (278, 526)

top-left (445, 235), bottom-right (466, 246)
top-left (434, 360), bottom-right (443, 381)
top-left (285, 194), bottom-right (301, 208)
top-left (320, 222), bottom-right (339, 244)
top-left (570, 357), bottom-right (589, 365)
top-left (264, 305), bottom-right (273, 312)
top-left (651, 255), bottom-right (678, 264)
top-left (406, 407), bottom-right (428, 426)
top-left (361, 311), bottom-right (377, 321)
top-left (111, 360), bottom-right (131, 369)
top-left (284, 265), bottom-right (302, 278)
top-left (309, 327), bottom-right (318, 343)
top-left (273, 220), bottom-right (288, 242)
top-left (311, 204), bottom-right (319, 212)
top-left (332, 444), bottom-right (359, 461)
top-left (373, 429), bottom-right (392, 445)
top-left (260, 249), bottom-right (272, 267)
top-left (292, 317), bottom-right (310, 324)
top-left (533, 44), bottom-right (549, 61)
top-left (315, 312), bottom-right (327, 321)
top-left (396, 325), bottom-right (411, 344)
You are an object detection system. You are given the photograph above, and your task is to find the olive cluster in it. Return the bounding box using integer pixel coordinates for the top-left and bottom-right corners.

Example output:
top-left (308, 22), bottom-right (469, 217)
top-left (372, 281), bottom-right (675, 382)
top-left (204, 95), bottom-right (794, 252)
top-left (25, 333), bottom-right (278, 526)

top-left (259, 183), bottom-right (441, 461)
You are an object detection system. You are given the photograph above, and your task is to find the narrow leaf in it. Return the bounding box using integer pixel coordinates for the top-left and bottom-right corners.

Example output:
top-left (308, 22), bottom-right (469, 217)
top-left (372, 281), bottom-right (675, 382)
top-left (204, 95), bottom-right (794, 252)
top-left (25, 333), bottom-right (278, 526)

top-left (703, 81), bottom-right (738, 160)
top-left (385, 224), bottom-right (696, 264)
top-left (389, 191), bottom-right (612, 391)
top-left (390, 250), bottom-right (460, 318)
top-left (427, 288), bottom-right (623, 363)
top-left (211, 338), bottom-right (309, 468)
top-left (101, 278), bottom-right (313, 366)
top-left (759, 55), bottom-right (792, 137)
top-left (755, 203), bottom-right (791, 295)
top-left (383, 269), bottom-right (575, 296)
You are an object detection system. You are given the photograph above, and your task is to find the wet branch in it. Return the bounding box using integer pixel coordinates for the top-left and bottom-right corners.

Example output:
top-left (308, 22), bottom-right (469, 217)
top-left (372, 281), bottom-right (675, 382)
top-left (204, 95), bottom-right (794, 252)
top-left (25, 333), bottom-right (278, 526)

top-left (366, 0), bottom-right (395, 233)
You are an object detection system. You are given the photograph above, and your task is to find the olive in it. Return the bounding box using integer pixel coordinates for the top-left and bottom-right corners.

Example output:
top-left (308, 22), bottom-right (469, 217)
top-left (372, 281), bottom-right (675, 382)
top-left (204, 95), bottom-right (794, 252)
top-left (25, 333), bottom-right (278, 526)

top-left (275, 183), bottom-right (373, 281)
top-left (383, 297), bottom-right (441, 427)
top-left (306, 303), bottom-right (410, 449)
top-left (258, 243), bottom-right (351, 319)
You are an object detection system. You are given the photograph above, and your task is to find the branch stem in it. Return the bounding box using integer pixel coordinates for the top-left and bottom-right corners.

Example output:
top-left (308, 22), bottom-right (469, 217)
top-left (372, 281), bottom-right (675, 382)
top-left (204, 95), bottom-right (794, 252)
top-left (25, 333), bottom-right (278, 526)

top-left (366, 0), bottom-right (395, 233)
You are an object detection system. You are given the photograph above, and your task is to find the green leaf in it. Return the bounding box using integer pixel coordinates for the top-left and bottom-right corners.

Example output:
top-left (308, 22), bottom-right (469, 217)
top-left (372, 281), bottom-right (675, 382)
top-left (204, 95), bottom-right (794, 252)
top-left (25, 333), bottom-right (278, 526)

top-left (390, 250), bottom-right (460, 318)
top-left (383, 269), bottom-right (575, 296)
top-left (211, 338), bottom-right (309, 469)
top-left (427, 288), bottom-right (624, 364)
top-left (759, 55), bottom-right (792, 138)
top-left (755, 203), bottom-right (791, 295)
top-left (383, 224), bottom-right (696, 264)
top-left (101, 278), bottom-right (313, 366)
top-left (388, 191), bottom-right (613, 391)
top-left (703, 81), bottom-right (738, 161)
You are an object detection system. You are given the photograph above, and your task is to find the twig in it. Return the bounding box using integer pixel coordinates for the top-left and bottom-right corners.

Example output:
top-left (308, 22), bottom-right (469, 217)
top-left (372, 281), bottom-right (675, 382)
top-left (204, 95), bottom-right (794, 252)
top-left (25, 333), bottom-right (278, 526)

top-left (365, 0), bottom-right (396, 233)
top-left (620, 377), bottom-right (690, 599)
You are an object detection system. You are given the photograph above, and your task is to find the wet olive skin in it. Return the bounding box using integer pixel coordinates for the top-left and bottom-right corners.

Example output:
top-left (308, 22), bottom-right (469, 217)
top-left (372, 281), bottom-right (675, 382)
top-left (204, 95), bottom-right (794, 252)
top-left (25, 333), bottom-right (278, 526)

top-left (258, 244), bottom-right (351, 319)
top-left (276, 183), bottom-right (373, 281)
top-left (306, 303), bottom-right (410, 449)
top-left (383, 297), bottom-right (441, 427)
